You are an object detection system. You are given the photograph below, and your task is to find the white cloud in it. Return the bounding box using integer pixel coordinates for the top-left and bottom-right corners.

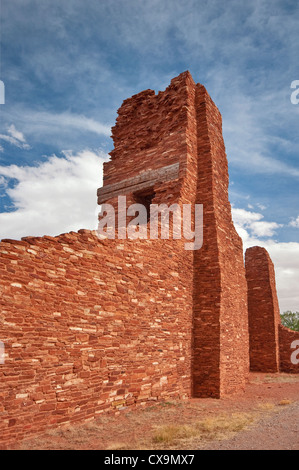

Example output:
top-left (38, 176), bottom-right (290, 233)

top-left (250, 221), bottom-right (283, 238)
top-left (0, 149), bottom-right (107, 240)
top-left (261, 241), bottom-right (299, 313)
top-left (257, 203), bottom-right (267, 211)
top-left (289, 216), bottom-right (299, 228)
top-left (252, 240), bottom-right (299, 314)
top-left (7, 124), bottom-right (27, 144)
top-left (0, 124), bottom-right (31, 150)
top-left (0, 176), bottom-right (7, 187)
top-left (232, 207), bottom-right (263, 225)
top-left (232, 207), bottom-right (283, 238)
top-left (28, 110), bottom-right (112, 137)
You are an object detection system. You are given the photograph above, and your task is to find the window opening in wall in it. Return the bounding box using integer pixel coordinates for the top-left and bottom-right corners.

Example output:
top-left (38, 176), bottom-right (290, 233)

top-left (134, 189), bottom-right (156, 223)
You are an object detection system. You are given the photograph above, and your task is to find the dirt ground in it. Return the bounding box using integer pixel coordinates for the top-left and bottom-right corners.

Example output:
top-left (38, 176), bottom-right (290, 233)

top-left (19, 373), bottom-right (299, 451)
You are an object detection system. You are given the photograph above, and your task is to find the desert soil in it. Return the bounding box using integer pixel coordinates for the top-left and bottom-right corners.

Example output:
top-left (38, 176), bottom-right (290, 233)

top-left (201, 400), bottom-right (299, 450)
top-left (19, 373), bottom-right (299, 451)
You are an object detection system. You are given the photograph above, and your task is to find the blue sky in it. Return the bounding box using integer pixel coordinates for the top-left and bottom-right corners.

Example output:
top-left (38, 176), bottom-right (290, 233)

top-left (0, 0), bottom-right (298, 311)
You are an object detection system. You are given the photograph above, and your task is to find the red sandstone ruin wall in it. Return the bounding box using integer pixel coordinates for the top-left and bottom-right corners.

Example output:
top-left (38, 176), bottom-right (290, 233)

top-left (192, 84), bottom-right (249, 398)
top-left (0, 74), bottom-right (199, 448)
top-left (104, 72), bottom-right (250, 399)
top-left (246, 246), bottom-right (299, 374)
top-left (0, 71), bottom-right (253, 447)
top-left (0, 232), bottom-right (193, 448)
top-left (245, 247), bottom-right (280, 372)
top-left (104, 77), bottom-right (190, 185)
top-left (100, 73), bottom-right (195, 234)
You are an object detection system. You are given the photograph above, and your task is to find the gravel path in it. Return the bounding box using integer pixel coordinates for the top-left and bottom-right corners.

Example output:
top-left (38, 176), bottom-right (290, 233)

top-left (200, 402), bottom-right (299, 450)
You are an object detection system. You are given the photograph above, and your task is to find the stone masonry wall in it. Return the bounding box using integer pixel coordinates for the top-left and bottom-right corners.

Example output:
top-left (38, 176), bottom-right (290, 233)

top-left (192, 84), bottom-right (249, 398)
top-left (0, 231), bottom-right (193, 449)
top-left (245, 246), bottom-right (280, 372)
top-left (0, 71), bottom-right (251, 447)
top-left (0, 73), bottom-right (197, 449)
top-left (245, 246), bottom-right (299, 373)
top-left (101, 72), bottom-right (250, 398)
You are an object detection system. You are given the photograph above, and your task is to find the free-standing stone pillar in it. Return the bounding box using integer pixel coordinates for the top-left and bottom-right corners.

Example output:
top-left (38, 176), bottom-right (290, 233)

top-left (245, 246), bottom-right (280, 372)
top-left (192, 84), bottom-right (249, 397)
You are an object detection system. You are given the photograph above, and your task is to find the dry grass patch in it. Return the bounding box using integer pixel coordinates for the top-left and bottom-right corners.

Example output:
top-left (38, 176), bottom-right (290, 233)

top-left (199, 413), bottom-right (256, 440)
top-left (250, 374), bottom-right (299, 385)
top-left (263, 375), bottom-right (299, 384)
top-left (20, 421), bottom-right (106, 450)
top-left (153, 424), bottom-right (199, 444)
top-left (257, 403), bottom-right (276, 411)
top-left (278, 399), bottom-right (292, 406)
top-left (106, 442), bottom-right (132, 450)
top-left (152, 412), bottom-right (256, 447)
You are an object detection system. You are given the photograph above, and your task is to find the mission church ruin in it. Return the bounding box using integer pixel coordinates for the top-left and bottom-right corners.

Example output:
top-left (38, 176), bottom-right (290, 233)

top-left (0, 71), bottom-right (298, 448)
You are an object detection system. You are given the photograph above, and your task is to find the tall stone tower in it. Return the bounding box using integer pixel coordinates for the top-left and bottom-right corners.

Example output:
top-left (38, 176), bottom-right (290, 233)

top-left (98, 71), bottom-right (250, 398)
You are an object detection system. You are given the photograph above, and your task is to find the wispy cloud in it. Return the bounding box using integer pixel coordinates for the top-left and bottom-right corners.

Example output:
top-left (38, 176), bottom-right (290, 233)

top-left (0, 110), bottom-right (112, 157)
top-left (2, 0), bottom-right (298, 177)
top-left (0, 124), bottom-right (31, 150)
top-left (290, 216), bottom-right (299, 228)
top-left (232, 207), bottom-right (283, 238)
top-left (0, 176), bottom-right (7, 187)
top-left (2, 110), bottom-right (112, 140)
top-left (19, 111), bottom-right (112, 137)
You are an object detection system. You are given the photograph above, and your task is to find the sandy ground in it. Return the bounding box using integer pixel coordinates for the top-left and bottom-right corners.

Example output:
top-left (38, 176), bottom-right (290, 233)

top-left (201, 401), bottom-right (299, 450)
top-left (18, 373), bottom-right (299, 451)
